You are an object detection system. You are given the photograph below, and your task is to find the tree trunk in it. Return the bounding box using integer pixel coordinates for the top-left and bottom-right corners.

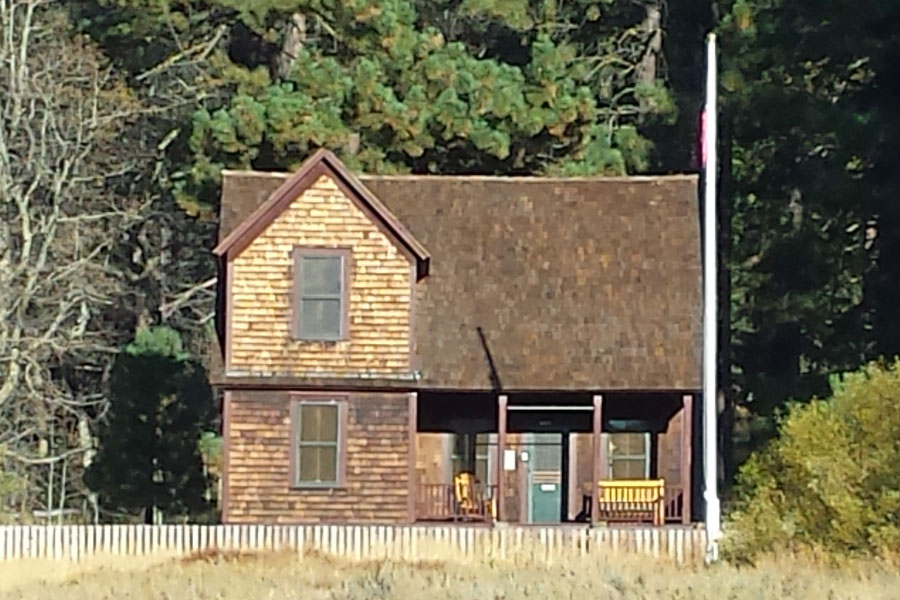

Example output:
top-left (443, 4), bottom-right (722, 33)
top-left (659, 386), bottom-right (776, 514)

top-left (636, 3), bottom-right (663, 117)
top-left (276, 13), bottom-right (307, 79)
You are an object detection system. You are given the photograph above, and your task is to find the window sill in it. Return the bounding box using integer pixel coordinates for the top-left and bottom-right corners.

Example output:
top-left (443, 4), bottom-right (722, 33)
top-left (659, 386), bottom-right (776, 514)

top-left (290, 483), bottom-right (346, 491)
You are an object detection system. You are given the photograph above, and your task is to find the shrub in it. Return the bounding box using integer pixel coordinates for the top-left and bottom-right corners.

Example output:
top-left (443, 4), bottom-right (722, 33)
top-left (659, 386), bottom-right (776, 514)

top-left (725, 359), bottom-right (900, 560)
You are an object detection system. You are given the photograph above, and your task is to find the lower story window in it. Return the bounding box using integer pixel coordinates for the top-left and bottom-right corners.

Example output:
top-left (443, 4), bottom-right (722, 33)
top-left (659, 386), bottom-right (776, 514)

top-left (606, 432), bottom-right (650, 479)
top-left (292, 400), bottom-right (345, 486)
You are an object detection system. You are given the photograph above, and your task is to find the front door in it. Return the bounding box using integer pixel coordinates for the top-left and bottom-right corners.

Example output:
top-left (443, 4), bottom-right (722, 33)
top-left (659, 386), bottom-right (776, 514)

top-left (526, 433), bottom-right (562, 523)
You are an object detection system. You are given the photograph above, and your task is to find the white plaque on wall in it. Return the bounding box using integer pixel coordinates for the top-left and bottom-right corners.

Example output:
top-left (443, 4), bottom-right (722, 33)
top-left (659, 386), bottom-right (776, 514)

top-left (503, 449), bottom-right (516, 471)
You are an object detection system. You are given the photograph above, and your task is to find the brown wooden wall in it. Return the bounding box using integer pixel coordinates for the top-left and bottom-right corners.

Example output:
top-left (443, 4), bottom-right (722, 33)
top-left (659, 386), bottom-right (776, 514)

top-left (657, 410), bottom-right (684, 487)
top-left (229, 174), bottom-right (413, 377)
top-left (415, 433), bottom-right (451, 487)
top-left (225, 390), bottom-right (411, 524)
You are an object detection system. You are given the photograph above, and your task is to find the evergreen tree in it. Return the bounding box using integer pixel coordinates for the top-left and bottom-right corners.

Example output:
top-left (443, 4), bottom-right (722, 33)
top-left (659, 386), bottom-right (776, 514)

top-left (74, 0), bottom-right (675, 216)
top-left (85, 327), bottom-right (215, 523)
top-left (717, 0), bottom-right (900, 461)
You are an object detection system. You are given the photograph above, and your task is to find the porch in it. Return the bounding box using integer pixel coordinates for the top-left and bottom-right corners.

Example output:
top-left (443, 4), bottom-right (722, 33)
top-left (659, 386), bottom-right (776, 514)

top-left (412, 391), bottom-right (696, 526)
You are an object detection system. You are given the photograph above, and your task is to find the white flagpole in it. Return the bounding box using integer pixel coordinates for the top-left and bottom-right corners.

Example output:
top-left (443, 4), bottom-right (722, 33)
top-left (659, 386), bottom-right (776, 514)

top-left (702, 32), bottom-right (722, 562)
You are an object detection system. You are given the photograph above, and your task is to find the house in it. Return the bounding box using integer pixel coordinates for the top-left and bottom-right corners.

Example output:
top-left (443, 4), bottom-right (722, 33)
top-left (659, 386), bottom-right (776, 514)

top-left (211, 149), bottom-right (702, 526)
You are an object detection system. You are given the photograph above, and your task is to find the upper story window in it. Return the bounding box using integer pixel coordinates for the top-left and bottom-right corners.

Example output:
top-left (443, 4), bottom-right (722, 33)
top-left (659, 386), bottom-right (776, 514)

top-left (292, 248), bottom-right (350, 341)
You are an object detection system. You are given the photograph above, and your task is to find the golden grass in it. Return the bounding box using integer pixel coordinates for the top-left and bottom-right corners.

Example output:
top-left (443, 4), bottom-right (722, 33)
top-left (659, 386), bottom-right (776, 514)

top-left (1, 549), bottom-right (897, 599)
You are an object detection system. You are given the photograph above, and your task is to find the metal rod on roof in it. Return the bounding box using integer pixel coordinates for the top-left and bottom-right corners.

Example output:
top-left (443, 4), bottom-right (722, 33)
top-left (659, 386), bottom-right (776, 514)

top-left (702, 32), bottom-right (722, 563)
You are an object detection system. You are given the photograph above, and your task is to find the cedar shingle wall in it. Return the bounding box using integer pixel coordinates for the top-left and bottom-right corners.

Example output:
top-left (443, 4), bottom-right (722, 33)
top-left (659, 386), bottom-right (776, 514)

top-left (226, 391), bottom-right (410, 523)
top-left (229, 174), bottom-right (412, 376)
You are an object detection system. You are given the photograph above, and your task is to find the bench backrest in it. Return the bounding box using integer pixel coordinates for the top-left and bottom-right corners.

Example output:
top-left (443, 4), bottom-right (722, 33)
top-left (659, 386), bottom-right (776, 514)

top-left (598, 479), bottom-right (665, 503)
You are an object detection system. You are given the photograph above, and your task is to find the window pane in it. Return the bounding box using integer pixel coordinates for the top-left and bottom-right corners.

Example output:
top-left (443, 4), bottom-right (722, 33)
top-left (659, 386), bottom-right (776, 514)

top-left (302, 256), bottom-right (342, 296)
top-left (301, 298), bottom-right (342, 338)
top-left (317, 446), bottom-right (337, 482)
top-left (298, 446), bottom-right (339, 483)
top-left (533, 438), bottom-right (561, 471)
top-left (609, 433), bottom-right (647, 457)
top-left (300, 405), bottom-right (338, 442)
top-left (299, 447), bottom-right (318, 482)
top-left (475, 457), bottom-right (489, 486)
top-left (611, 458), bottom-right (647, 479)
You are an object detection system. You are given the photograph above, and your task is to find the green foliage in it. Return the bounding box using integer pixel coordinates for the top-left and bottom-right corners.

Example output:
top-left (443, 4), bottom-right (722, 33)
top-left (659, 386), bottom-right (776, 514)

top-left (0, 451), bottom-right (27, 524)
top-left (125, 325), bottom-right (191, 361)
top-left (198, 431), bottom-right (223, 474)
top-left (85, 327), bottom-right (215, 522)
top-left (725, 359), bottom-right (900, 560)
top-left (717, 0), bottom-right (900, 459)
top-left (74, 0), bottom-right (674, 216)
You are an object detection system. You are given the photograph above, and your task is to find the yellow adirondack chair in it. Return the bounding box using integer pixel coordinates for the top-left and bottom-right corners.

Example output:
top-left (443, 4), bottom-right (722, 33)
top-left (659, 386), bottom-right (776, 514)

top-left (453, 472), bottom-right (493, 521)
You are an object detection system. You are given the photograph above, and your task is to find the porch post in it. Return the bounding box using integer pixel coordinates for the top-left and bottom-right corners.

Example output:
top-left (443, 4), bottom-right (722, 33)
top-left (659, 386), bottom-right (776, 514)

top-left (496, 394), bottom-right (508, 523)
top-left (591, 394), bottom-right (603, 526)
top-left (681, 394), bottom-right (693, 524)
top-left (560, 431), bottom-right (570, 523)
top-left (407, 392), bottom-right (418, 523)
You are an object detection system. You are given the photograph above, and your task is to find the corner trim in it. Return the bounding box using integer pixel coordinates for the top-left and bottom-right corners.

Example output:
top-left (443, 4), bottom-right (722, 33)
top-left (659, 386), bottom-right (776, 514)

top-left (225, 261), bottom-right (234, 372)
top-left (221, 391), bottom-right (232, 523)
top-left (407, 392), bottom-right (417, 523)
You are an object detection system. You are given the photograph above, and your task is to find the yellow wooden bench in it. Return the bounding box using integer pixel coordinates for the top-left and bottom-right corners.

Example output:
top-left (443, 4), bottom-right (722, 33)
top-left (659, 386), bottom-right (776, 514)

top-left (592, 479), bottom-right (665, 525)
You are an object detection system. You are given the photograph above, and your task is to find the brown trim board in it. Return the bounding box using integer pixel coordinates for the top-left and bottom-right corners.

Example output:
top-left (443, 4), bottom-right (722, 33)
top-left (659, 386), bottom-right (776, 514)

top-left (221, 390), bottom-right (232, 523)
top-left (225, 261), bottom-right (234, 373)
top-left (408, 261), bottom-right (418, 373)
top-left (407, 392), bottom-right (417, 523)
top-left (681, 393), bottom-right (693, 524)
top-left (591, 394), bottom-right (603, 526)
top-left (496, 394), bottom-right (508, 523)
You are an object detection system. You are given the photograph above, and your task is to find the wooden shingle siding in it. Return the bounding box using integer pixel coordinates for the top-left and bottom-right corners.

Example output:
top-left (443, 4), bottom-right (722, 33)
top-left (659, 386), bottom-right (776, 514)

top-left (226, 390), bottom-right (410, 523)
top-left (229, 174), bottom-right (412, 377)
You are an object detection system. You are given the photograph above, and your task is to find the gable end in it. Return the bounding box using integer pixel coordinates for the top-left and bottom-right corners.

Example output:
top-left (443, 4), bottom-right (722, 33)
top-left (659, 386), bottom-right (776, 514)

top-left (213, 149), bottom-right (430, 279)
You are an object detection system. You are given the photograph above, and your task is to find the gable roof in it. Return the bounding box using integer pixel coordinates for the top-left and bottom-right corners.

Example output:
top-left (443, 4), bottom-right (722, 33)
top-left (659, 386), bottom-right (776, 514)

top-left (216, 165), bottom-right (702, 391)
top-left (213, 149), bottom-right (430, 278)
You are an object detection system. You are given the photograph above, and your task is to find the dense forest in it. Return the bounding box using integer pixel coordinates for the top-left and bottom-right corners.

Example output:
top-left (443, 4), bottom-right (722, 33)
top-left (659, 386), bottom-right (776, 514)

top-left (1, 0), bottom-right (898, 523)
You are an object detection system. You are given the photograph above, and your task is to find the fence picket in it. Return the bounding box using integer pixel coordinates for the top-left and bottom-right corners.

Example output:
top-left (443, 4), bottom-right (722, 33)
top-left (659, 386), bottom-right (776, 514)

top-left (0, 524), bottom-right (705, 564)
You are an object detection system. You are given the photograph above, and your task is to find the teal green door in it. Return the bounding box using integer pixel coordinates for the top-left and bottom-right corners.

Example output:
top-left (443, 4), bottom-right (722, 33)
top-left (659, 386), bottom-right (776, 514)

top-left (530, 481), bottom-right (561, 523)
top-left (528, 433), bottom-right (562, 523)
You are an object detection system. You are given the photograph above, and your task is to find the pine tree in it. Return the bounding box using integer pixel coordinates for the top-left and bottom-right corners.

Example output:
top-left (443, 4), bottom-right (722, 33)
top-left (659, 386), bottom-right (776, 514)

top-left (85, 327), bottom-right (215, 523)
top-left (75, 0), bottom-right (675, 216)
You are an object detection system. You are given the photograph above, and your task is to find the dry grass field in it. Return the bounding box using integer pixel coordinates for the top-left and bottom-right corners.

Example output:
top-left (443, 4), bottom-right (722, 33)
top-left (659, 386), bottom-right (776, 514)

top-left (0, 549), bottom-right (897, 599)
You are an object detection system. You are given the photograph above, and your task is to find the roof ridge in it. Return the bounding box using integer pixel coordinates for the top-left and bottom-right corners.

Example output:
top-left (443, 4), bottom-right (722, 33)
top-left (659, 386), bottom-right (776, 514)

top-left (221, 169), bottom-right (699, 183)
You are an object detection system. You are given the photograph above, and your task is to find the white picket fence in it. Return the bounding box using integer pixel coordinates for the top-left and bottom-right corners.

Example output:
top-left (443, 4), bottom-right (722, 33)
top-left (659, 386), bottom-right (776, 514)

top-left (0, 524), bottom-right (707, 565)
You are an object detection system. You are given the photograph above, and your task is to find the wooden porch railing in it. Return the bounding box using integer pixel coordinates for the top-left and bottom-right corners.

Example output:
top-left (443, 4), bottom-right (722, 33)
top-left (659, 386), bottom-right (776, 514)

top-left (415, 483), bottom-right (497, 522)
top-left (664, 485), bottom-right (686, 524)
